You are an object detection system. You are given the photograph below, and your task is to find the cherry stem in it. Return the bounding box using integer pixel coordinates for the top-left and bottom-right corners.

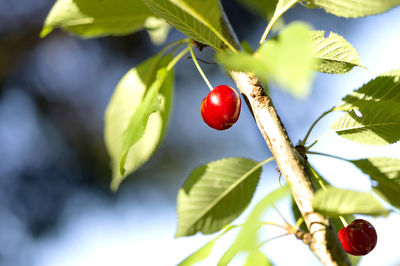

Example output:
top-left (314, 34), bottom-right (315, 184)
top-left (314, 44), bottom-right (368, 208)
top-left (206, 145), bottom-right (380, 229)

top-left (188, 42), bottom-right (214, 91)
top-left (166, 46), bottom-right (190, 71)
top-left (301, 107), bottom-right (335, 146)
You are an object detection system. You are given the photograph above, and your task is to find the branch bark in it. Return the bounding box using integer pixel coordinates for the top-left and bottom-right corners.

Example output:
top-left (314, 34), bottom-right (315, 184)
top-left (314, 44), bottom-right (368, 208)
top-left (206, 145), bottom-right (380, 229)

top-left (230, 72), bottom-right (350, 265)
top-left (218, 4), bottom-right (350, 264)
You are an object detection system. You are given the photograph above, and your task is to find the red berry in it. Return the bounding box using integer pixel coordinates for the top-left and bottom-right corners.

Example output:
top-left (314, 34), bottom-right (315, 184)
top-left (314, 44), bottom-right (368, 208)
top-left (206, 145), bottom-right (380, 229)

top-left (338, 219), bottom-right (377, 256)
top-left (200, 85), bottom-right (241, 130)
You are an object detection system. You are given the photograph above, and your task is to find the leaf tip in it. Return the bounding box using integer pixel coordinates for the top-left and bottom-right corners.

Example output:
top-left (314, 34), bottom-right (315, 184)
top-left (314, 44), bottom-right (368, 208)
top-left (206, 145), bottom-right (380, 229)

top-left (110, 178), bottom-right (121, 192)
top-left (174, 228), bottom-right (186, 238)
top-left (40, 26), bottom-right (52, 38)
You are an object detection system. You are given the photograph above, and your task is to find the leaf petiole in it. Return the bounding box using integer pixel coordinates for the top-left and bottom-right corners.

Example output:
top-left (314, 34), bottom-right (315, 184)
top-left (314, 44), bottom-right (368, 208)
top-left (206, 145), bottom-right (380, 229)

top-left (166, 46), bottom-right (190, 71)
top-left (301, 107), bottom-right (335, 146)
top-left (306, 151), bottom-right (351, 163)
top-left (159, 38), bottom-right (190, 57)
top-left (305, 131), bottom-right (332, 151)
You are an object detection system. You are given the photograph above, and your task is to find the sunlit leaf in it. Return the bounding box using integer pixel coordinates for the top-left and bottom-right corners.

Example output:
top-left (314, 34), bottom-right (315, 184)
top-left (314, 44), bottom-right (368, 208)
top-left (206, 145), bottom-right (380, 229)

top-left (338, 68), bottom-right (400, 110)
top-left (257, 21), bottom-right (315, 97)
top-left (217, 22), bottom-right (315, 98)
top-left (218, 186), bottom-right (288, 265)
top-left (306, 0), bottom-right (400, 18)
top-left (244, 249), bottom-right (271, 266)
top-left (311, 30), bottom-right (362, 74)
top-left (313, 187), bottom-right (390, 217)
top-left (352, 157), bottom-right (400, 209)
top-left (142, 0), bottom-right (237, 50)
top-left (176, 157), bottom-right (264, 237)
top-left (216, 49), bottom-right (267, 78)
top-left (41, 0), bottom-right (153, 38)
top-left (179, 238), bottom-right (216, 266)
top-left (105, 54), bottom-right (173, 191)
top-left (332, 101), bottom-right (400, 146)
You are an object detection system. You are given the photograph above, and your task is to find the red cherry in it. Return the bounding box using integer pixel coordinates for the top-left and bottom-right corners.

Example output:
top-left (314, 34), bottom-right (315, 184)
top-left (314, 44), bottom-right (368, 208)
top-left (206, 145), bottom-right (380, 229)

top-left (200, 85), bottom-right (241, 130)
top-left (338, 219), bottom-right (377, 256)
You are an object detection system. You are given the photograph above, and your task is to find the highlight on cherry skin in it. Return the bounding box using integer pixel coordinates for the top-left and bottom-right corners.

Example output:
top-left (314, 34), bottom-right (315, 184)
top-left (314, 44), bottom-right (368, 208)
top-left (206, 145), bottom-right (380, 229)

top-left (200, 85), bottom-right (241, 130)
top-left (338, 219), bottom-right (377, 256)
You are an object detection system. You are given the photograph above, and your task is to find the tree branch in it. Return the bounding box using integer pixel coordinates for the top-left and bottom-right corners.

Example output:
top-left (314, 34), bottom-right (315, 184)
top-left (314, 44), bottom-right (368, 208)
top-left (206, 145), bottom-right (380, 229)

top-left (230, 72), bottom-right (350, 265)
top-left (217, 3), bottom-right (350, 264)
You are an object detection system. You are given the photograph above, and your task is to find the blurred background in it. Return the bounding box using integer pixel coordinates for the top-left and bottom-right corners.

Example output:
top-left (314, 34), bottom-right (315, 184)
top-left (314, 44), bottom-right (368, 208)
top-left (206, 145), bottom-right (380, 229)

top-left (0, 0), bottom-right (399, 265)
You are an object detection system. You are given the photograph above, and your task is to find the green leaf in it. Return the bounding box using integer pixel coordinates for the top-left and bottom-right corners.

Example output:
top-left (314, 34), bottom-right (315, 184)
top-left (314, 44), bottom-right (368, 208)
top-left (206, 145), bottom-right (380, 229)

top-left (119, 68), bottom-right (169, 176)
top-left (258, 21), bottom-right (316, 97)
top-left (338, 68), bottom-right (400, 110)
top-left (312, 187), bottom-right (390, 217)
top-left (178, 225), bottom-right (237, 266)
top-left (144, 17), bottom-right (171, 45)
top-left (41, 0), bottom-right (153, 38)
top-left (351, 157), bottom-right (400, 209)
top-left (311, 30), bottom-right (362, 74)
top-left (244, 250), bottom-right (271, 266)
top-left (142, 0), bottom-right (237, 50)
top-left (218, 186), bottom-right (288, 266)
top-left (105, 54), bottom-right (174, 191)
top-left (217, 22), bottom-right (315, 98)
top-left (176, 157), bottom-right (264, 237)
top-left (333, 69), bottom-right (400, 145)
top-left (332, 101), bottom-right (400, 146)
top-left (306, 0), bottom-right (400, 18)
top-left (179, 238), bottom-right (216, 266)
top-left (235, 0), bottom-right (278, 19)
top-left (216, 50), bottom-right (268, 82)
